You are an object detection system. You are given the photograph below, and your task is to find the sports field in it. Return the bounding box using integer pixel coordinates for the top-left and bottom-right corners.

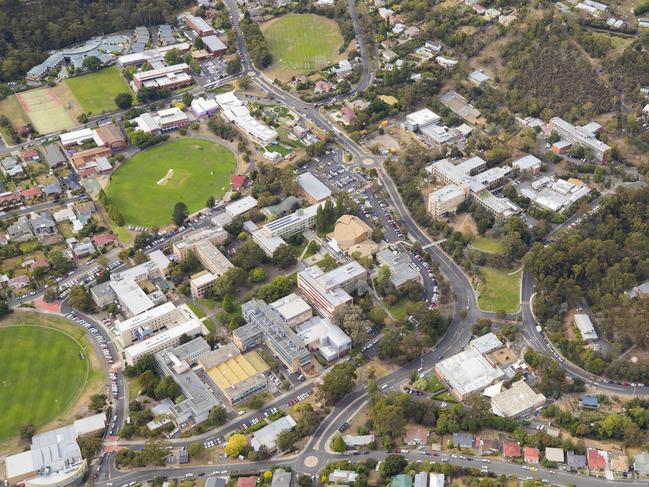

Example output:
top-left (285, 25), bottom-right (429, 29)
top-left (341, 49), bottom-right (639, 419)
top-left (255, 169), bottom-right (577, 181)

top-left (107, 138), bottom-right (237, 227)
top-left (0, 323), bottom-right (90, 442)
top-left (66, 66), bottom-right (131, 114)
top-left (15, 84), bottom-right (78, 133)
top-left (261, 14), bottom-right (344, 81)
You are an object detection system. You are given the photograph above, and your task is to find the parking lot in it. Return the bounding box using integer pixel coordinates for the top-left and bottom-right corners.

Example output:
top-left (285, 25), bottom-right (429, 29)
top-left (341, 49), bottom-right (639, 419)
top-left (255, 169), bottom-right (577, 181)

top-left (301, 150), bottom-right (366, 193)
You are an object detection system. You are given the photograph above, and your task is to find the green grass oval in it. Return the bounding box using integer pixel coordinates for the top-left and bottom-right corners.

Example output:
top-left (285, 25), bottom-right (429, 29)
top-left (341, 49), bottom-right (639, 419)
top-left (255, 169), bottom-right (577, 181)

top-left (0, 326), bottom-right (88, 442)
top-left (107, 138), bottom-right (237, 227)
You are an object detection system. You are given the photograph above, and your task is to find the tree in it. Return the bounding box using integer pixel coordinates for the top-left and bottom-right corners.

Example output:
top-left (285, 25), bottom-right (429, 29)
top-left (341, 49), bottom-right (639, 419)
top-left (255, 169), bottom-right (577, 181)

top-left (382, 454), bottom-right (407, 476)
top-left (115, 92), bottom-right (133, 109)
top-left (19, 423), bottom-right (36, 440)
top-left (257, 275), bottom-right (293, 303)
top-left (222, 294), bottom-right (235, 313)
top-left (208, 405), bottom-right (228, 426)
top-left (206, 195), bottom-right (216, 208)
top-left (182, 92), bottom-right (194, 106)
top-left (0, 300), bottom-right (11, 318)
top-left (330, 435), bottom-right (347, 453)
top-left (317, 254), bottom-right (339, 272)
top-left (272, 244), bottom-right (297, 269)
top-left (89, 393), bottom-right (107, 412)
top-left (164, 48), bottom-right (182, 65)
top-left (173, 202), bottom-right (188, 226)
top-left (194, 37), bottom-right (204, 49)
top-left (249, 267), bottom-right (267, 283)
top-left (154, 376), bottom-right (181, 400)
top-left (78, 435), bottom-right (102, 459)
top-left (335, 304), bottom-right (372, 345)
top-left (319, 362), bottom-right (356, 405)
top-left (232, 241), bottom-right (266, 271)
top-left (276, 429), bottom-right (299, 451)
top-left (69, 285), bottom-right (92, 312)
top-left (224, 433), bottom-right (249, 457)
top-left (82, 56), bottom-right (101, 71)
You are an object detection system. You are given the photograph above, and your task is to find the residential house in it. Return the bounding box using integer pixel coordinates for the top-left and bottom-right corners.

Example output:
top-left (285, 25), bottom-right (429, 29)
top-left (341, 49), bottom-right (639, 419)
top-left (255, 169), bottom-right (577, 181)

top-left (544, 447), bottom-right (564, 464)
top-left (404, 426), bottom-right (429, 446)
top-left (1, 157), bottom-right (24, 177)
top-left (20, 149), bottom-right (40, 162)
top-left (93, 233), bottom-right (119, 249)
top-left (587, 448), bottom-right (607, 471)
top-left (452, 432), bottom-right (474, 449)
top-left (580, 395), bottom-right (599, 409)
top-left (231, 175), bottom-right (250, 190)
top-left (480, 438), bottom-right (500, 455)
top-left (566, 451), bottom-right (587, 470)
top-left (634, 452), bottom-right (649, 478)
top-left (0, 191), bottom-right (22, 209)
top-left (9, 275), bottom-right (30, 289)
top-left (7, 217), bottom-right (34, 242)
top-left (30, 212), bottom-right (58, 240)
top-left (314, 80), bottom-right (333, 94)
top-left (391, 475), bottom-right (413, 487)
top-left (524, 447), bottom-right (540, 464)
top-left (503, 441), bottom-right (521, 458)
top-left (42, 183), bottom-right (63, 197)
top-left (21, 186), bottom-right (43, 202)
top-left (341, 106), bottom-right (356, 125)
top-left (237, 477), bottom-right (258, 487)
top-left (609, 452), bottom-right (629, 475)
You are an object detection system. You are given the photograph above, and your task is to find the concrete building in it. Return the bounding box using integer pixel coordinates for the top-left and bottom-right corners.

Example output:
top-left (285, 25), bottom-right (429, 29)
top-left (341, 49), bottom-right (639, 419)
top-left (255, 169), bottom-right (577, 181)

top-left (260, 202), bottom-right (324, 239)
top-left (133, 107), bottom-right (190, 134)
top-left (429, 474), bottom-right (445, 487)
top-left (297, 172), bottom-right (332, 203)
top-left (270, 293), bottom-right (313, 327)
top-left (513, 155), bottom-right (542, 175)
top-left (225, 196), bottom-right (258, 217)
top-left (184, 15), bottom-right (216, 36)
top-left (271, 469), bottom-right (292, 487)
top-left (4, 413), bottom-right (105, 487)
top-left (201, 35), bottom-right (227, 56)
top-left (215, 92), bottom-right (278, 146)
top-left (376, 248), bottom-right (422, 288)
top-left (236, 299), bottom-right (311, 373)
top-left (548, 117), bottom-right (612, 163)
top-left (574, 313), bottom-right (598, 341)
top-left (154, 340), bottom-right (218, 425)
top-left (330, 215), bottom-right (373, 251)
top-left (190, 271), bottom-right (218, 299)
top-left (251, 415), bottom-right (297, 451)
top-left (191, 97), bottom-right (219, 117)
top-left (404, 108), bottom-right (441, 131)
top-left (115, 301), bottom-right (194, 347)
top-left (296, 316), bottom-right (352, 360)
top-left (491, 380), bottom-right (546, 418)
top-left (118, 42), bottom-right (190, 66)
top-left (132, 63), bottom-right (192, 91)
top-left (469, 332), bottom-right (503, 355)
top-left (173, 226), bottom-right (228, 260)
top-left (124, 316), bottom-right (204, 364)
top-left (468, 70), bottom-right (490, 86)
top-left (297, 262), bottom-right (367, 318)
top-left (199, 342), bottom-right (269, 405)
top-left (435, 348), bottom-right (505, 400)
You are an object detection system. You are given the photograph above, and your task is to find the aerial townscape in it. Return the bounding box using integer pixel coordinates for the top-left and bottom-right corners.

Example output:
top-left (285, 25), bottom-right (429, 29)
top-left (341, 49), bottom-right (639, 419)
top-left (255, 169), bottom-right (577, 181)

top-left (4, 0), bottom-right (649, 486)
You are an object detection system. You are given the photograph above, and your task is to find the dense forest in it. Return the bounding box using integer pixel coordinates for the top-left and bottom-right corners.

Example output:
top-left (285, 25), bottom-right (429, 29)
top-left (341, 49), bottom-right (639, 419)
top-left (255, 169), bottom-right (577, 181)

top-left (524, 187), bottom-right (649, 356)
top-left (502, 16), bottom-right (613, 119)
top-left (0, 0), bottom-right (194, 81)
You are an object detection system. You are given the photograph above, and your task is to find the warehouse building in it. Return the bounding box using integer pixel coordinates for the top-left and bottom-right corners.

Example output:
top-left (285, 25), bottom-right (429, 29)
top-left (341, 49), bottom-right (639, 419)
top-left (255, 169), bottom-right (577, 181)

top-left (435, 348), bottom-right (505, 400)
top-left (297, 262), bottom-right (367, 318)
top-left (236, 299), bottom-right (311, 373)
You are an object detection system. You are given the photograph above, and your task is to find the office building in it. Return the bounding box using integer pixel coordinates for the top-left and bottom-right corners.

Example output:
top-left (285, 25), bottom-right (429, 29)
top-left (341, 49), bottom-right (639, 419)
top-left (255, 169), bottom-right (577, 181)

top-left (404, 108), bottom-right (441, 131)
top-left (297, 262), bottom-right (367, 318)
top-left (261, 201), bottom-right (324, 239)
top-left (215, 92), bottom-right (278, 146)
top-left (173, 226), bottom-right (228, 260)
top-left (190, 271), bottom-right (218, 299)
top-left (297, 172), bottom-right (332, 203)
top-left (491, 380), bottom-right (546, 418)
top-left (513, 154), bottom-right (542, 175)
top-left (435, 348), bottom-right (505, 400)
top-left (115, 301), bottom-right (198, 346)
top-left (236, 299), bottom-right (311, 373)
top-left (184, 15), bottom-right (216, 36)
top-left (270, 293), bottom-right (313, 326)
top-left (296, 316), bottom-right (352, 360)
top-left (132, 63), bottom-right (192, 91)
top-left (548, 117), bottom-right (612, 163)
top-left (427, 184), bottom-right (467, 218)
top-left (118, 42), bottom-right (190, 66)
top-left (376, 248), bottom-right (422, 288)
top-left (124, 317), bottom-right (204, 364)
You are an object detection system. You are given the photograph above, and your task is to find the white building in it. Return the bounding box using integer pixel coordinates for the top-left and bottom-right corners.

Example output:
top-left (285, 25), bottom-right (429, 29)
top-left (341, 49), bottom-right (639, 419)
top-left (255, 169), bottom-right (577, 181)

top-left (296, 316), bottom-right (352, 360)
top-left (133, 107), bottom-right (190, 133)
top-left (435, 348), bottom-right (505, 400)
top-left (491, 379), bottom-right (546, 418)
top-left (574, 313), bottom-right (598, 341)
top-left (468, 70), bottom-right (490, 86)
top-left (251, 415), bottom-right (297, 451)
top-left (270, 293), bottom-right (313, 327)
top-left (260, 201), bottom-right (324, 239)
top-left (297, 172), bottom-right (332, 203)
top-left (191, 96), bottom-right (219, 117)
top-left (404, 108), bottom-right (441, 131)
top-left (214, 91), bottom-right (278, 146)
top-left (225, 195), bottom-right (258, 217)
top-left (427, 184), bottom-right (467, 218)
top-left (548, 117), bottom-right (612, 162)
top-left (513, 154), bottom-right (542, 175)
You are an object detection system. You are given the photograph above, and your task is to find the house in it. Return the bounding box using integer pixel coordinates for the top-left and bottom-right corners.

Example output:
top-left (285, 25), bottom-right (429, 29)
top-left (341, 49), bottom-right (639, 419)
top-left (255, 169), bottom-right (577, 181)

top-left (71, 147), bottom-right (112, 168)
top-left (93, 233), bottom-right (119, 249)
top-left (329, 470), bottom-right (359, 484)
top-left (404, 426), bottom-right (429, 446)
top-left (237, 477), bottom-right (258, 487)
top-left (8, 275), bottom-right (30, 289)
top-left (271, 469), bottom-right (292, 487)
top-left (580, 395), bottom-right (599, 409)
top-left (31, 258), bottom-right (51, 273)
top-left (0, 191), bottom-right (22, 209)
top-left (7, 217), bottom-right (34, 242)
top-left (1, 157), bottom-right (24, 177)
top-left (76, 201), bottom-right (96, 219)
top-left (231, 175), bottom-right (250, 190)
top-left (42, 183), bottom-right (63, 197)
top-left (20, 149), bottom-right (40, 161)
top-left (30, 212), bottom-right (58, 239)
top-left (567, 451), bottom-right (587, 470)
top-left (72, 241), bottom-right (96, 258)
top-left (314, 80), bottom-right (333, 94)
top-left (452, 432), bottom-right (474, 449)
top-left (391, 475), bottom-right (413, 487)
top-left (524, 447), bottom-right (540, 464)
top-left (21, 187), bottom-right (43, 201)
top-left (503, 441), bottom-right (521, 458)
top-left (43, 144), bottom-right (67, 168)
top-left (587, 448), bottom-right (607, 470)
top-left (609, 452), bottom-right (629, 474)
top-left (341, 106), bottom-right (356, 125)
top-left (468, 70), bottom-right (490, 86)
top-left (634, 452), bottom-right (649, 478)
top-left (480, 438), bottom-right (500, 455)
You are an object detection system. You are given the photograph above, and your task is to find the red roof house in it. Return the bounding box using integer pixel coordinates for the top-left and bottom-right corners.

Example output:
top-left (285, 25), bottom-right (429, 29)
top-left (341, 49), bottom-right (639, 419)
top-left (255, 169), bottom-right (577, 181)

top-left (237, 477), bottom-right (258, 487)
top-left (341, 106), bottom-right (357, 124)
top-left (31, 258), bottom-right (50, 272)
top-left (21, 187), bottom-right (43, 199)
top-left (524, 447), bottom-right (540, 464)
top-left (503, 441), bottom-right (521, 458)
top-left (21, 149), bottom-right (40, 161)
top-left (587, 448), bottom-right (607, 470)
top-left (92, 233), bottom-right (119, 248)
top-left (231, 174), bottom-right (249, 190)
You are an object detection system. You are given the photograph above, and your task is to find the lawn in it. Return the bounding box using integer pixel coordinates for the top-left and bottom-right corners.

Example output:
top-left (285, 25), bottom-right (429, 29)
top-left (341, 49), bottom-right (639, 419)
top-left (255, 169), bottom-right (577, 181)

top-left (106, 138), bottom-right (236, 227)
top-left (472, 236), bottom-right (505, 254)
top-left (65, 66), bottom-right (131, 114)
top-left (477, 266), bottom-right (522, 313)
top-left (261, 13), bottom-right (344, 80)
top-left (387, 298), bottom-right (415, 321)
top-left (0, 318), bottom-right (92, 442)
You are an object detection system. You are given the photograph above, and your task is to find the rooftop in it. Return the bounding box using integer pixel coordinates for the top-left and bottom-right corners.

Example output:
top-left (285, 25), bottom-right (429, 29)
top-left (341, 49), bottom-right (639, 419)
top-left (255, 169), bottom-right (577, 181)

top-left (435, 348), bottom-right (505, 397)
top-left (297, 172), bottom-right (332, 201)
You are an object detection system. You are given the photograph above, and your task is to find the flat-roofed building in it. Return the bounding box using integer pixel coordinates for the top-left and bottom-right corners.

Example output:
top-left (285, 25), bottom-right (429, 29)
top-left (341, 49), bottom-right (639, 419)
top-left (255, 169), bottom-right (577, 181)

top-left (296, 316), bottom-right (351, 360)
top-left (124, 317), bottom-right (204, 364)
top-left (252, 228), bottom-right (286, 257)
top-left (429, 474), bottom-right (445, 487)
top-left (404, 108), bottom-right (441, 131)
top-left (133, 63), bottom-right (192, 91)
top-left (173, 226), bottom-right (228, 260)
top-left (330, 215), bottom-right (373, 251)
top-left (548, 117), bottom-right (612, 163)
top-left (109, 278), bottom-right (156, 317)
top-left (251, 415), bottom-right (297, 451)
top-left (297, 172), bottom-right (332, 203)
top-left (215, 92), bottom-right (278, 146)
top-left (513, 154), bottom-right (542, 175)
top-left (118, 42), bottom-right (190, 66)
top-left (95, 123), bottom-right (127, 150)
top-left (270, 293), bottom-right (313, 326)
top-left (195, 240), bottom-right (233, 276)
top-left (184, 15), bottom-right (216, 36)
top-left (491, 379), bottom-right (546, 418)
top-left (376, 248), bottom-right (422, 288)
top-left (297, 262), bottom-right (367, 318)
top-left (115, 301), bottom-right (181, 346)
top-left (470, 332), bottom-right (503, 354)
top-left (236, 299), bottom-right (311, 373)
top-left (133, 107), bottom-right (190, 134)
top-left (225, 195), bottom-right (258, 217)
top-left (260, 202), bottom-right (324, 239)
top-left (191, 270), bottom-right (218, 299)
top-left (199, 343), bottom-right (269, 405)
top-left (427, 184), bottom-right (467, 218)
top-left (201, 35), bottom-right (227, 56)
top-left (435, 348), bottom-right (505, 400)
